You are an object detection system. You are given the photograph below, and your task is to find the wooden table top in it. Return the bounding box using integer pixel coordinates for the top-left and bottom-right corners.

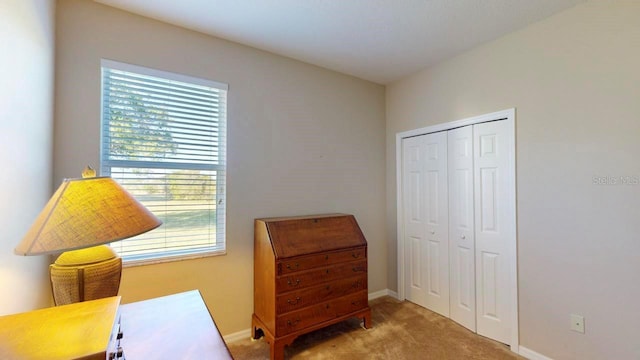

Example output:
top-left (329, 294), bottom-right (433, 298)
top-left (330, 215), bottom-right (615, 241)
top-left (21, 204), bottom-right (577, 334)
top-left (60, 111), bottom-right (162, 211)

top-left (120, 290), bottom-right (233, 359)
top-left (0, 296), bottom-right (121, 360)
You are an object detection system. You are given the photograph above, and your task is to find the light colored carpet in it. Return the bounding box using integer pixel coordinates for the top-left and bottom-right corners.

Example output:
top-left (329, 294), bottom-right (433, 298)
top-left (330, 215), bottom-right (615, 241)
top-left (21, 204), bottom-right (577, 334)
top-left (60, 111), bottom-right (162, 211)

top-left (228, 296), bottom-right (525, 359)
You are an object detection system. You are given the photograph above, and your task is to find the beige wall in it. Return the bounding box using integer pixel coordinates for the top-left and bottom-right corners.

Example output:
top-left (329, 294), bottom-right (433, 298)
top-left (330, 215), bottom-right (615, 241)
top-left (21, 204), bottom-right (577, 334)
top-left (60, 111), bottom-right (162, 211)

top-left (54, 0), bottom-right (386, 335)
top-left (387, 2), bottom-right (640, 359)
top-left (0, 0), bottom-right (55, 314)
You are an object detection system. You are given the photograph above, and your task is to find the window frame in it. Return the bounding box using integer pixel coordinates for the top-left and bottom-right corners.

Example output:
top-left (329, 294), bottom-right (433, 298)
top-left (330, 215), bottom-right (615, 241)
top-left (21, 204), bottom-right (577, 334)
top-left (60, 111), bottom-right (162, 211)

top-left (99, 59), bottom-right (228, 266)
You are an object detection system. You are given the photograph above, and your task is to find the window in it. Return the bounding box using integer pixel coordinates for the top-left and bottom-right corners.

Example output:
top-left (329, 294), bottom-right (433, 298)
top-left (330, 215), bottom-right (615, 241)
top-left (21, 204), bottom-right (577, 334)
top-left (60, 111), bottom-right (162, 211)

top-left (100, 59), bottom-right (227, 264)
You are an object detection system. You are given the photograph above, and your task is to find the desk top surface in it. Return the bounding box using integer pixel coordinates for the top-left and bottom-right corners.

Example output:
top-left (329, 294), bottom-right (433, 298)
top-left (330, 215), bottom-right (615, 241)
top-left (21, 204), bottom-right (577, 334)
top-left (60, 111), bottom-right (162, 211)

top-left (120, 290), bottom-right (233, 360)
top-left (0, 296), bottom-right (121, 360)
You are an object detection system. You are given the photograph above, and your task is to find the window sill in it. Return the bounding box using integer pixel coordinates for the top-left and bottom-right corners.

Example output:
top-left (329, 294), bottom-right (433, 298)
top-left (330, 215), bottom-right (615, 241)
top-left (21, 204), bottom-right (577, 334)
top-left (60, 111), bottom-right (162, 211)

top-left (121, 249), bottom-right (227, 268)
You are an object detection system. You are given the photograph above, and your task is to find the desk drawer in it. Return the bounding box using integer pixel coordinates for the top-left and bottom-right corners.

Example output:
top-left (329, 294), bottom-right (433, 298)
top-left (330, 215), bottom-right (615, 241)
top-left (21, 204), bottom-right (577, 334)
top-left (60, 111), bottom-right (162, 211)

top-left (276, 275), bottom-right (366, 313)
top-left (275, 290), bottom-right (368, 336)
top-left (276, 260), bottom-right (367, 293)
top-left (278, 247), bottom-right (366, 275)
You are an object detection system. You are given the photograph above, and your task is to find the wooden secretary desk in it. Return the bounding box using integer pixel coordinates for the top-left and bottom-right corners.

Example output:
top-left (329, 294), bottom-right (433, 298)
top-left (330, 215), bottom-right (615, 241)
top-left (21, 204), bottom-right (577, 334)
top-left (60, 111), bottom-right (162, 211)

top-left (252, 214), bottom-right (372, 360)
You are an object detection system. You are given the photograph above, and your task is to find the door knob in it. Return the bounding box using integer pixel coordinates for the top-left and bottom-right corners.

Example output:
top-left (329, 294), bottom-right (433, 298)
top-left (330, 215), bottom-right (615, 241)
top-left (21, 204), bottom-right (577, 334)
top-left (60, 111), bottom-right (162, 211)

top-left (461, 235), bottom-right (466, 239)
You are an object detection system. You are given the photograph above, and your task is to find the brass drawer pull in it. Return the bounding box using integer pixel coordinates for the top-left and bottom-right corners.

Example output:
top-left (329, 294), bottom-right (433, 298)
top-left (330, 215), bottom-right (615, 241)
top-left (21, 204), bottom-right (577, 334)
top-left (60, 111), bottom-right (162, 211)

top-left (352, 300), bottom-right (362, 306)
top-left (287, 297), bottom-right (301, 305)
top-left (352, 252), bottom-right (361, 259)
top-left (352, 266), bottom-right (365, 272)
top-left (286, 263), bottom-right (299, 270)
top-left (352, 280), bottom-right (362, 288)
top-left (287, 279), bottom-right (301, 287)
top-left (325, 285), bottom-right (331, 291)
top-left (287, 318), bottom-right (301, 327)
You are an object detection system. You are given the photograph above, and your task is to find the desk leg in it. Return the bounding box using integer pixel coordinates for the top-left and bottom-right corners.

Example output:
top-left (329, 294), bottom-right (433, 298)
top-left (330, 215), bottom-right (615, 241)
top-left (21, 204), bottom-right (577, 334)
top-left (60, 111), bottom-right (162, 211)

top-left (270, 340), bottom-right (285, 360)
top-left (251, 315), bottom-right (290, 360)
top-left (269, 335), bottom-right (297, 360)
top-left (251, 314), bottom-right (265, 340)
top-left (362, 308), bottom-right (372, 329)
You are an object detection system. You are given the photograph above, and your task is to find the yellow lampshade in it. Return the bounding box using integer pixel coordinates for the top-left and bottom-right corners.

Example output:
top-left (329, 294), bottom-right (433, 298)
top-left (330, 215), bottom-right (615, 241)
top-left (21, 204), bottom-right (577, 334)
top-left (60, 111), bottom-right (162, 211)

top-left (15, 176), bottom-right (162, 256)
top-left (14, 171), bottom-right (161, 305)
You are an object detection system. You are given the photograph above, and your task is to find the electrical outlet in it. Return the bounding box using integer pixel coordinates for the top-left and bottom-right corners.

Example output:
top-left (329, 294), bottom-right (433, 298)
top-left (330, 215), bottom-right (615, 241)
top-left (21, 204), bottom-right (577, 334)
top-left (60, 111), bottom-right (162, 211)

top-left (570, 314), bottom-right (585, 333)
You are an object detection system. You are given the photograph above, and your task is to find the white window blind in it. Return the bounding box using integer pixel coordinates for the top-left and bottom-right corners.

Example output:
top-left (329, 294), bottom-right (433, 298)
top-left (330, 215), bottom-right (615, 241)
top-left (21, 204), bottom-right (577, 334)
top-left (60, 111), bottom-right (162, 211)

top-left (100, 59), bottom-right (227, 263)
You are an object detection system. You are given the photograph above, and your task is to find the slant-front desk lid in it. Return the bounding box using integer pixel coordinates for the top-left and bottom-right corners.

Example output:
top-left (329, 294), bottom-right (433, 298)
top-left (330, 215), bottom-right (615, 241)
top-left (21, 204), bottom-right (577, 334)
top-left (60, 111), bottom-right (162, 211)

top-left (257, 213), bottom-right (366, 259)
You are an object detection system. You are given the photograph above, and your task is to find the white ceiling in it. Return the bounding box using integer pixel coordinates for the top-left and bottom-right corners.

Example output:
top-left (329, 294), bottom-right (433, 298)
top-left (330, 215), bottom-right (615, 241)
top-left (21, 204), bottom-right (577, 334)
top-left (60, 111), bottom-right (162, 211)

top-left (95, 0), bottom-right (585, 84)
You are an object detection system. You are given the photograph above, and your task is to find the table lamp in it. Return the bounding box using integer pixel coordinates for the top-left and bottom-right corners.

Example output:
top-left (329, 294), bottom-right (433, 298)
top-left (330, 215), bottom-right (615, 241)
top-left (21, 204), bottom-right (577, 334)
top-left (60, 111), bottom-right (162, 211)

top-left (14, 167), bottom-right (162, 305)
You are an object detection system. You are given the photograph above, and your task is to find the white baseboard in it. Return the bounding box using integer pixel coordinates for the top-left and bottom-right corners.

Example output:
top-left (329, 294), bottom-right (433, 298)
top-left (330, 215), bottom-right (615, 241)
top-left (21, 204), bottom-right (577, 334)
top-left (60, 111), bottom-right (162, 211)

top-left (368, 288), bottom-right (399, 300)
top-left (224, 328), bottom-right (252, 344)
top-left (519, 346), bottom-right (554, 360)
top-left (224, 289), bottom-right (398, 343)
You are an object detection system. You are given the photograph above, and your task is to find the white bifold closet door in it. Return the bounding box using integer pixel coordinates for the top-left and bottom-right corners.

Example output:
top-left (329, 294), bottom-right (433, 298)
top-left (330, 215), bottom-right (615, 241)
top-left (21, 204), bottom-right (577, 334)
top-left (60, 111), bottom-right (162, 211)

top-left (402, 120), bottom-right (513, 345)
top-left (401, 131), bottom-right (450, 317)
top-left (448, 125), bottom-right (476, 332)
top-left (473, 120), bottom-right (513, 344)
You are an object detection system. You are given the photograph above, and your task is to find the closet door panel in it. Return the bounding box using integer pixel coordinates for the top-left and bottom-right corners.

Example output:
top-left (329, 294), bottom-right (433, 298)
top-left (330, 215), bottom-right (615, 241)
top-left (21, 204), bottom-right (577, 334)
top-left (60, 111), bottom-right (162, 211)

top-left (402, 136), bottom-right (428, 307)
top-left (474, 121), bottom-right (513, 345)
top-left (402, 132), bottom-right (449, 316)
top-left (423, 131), bottom-right (449, 317)
top-left (448, 126), bottom-right (476, 331)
